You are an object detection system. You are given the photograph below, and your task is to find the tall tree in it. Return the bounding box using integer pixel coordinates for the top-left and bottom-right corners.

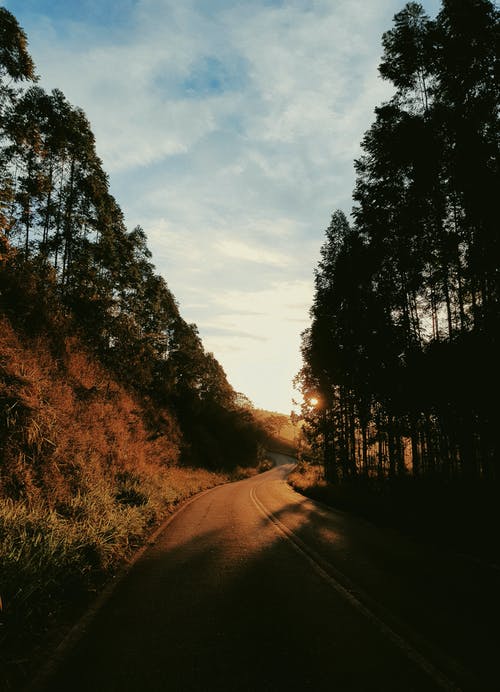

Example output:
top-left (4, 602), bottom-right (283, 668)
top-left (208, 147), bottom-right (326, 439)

top-left (0, 8), bottom-right (36, 235)
top-left (299, 0), bottom-right (500, 483)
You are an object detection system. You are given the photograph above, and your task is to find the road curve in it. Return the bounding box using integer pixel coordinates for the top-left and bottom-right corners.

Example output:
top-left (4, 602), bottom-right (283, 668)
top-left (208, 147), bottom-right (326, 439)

top-left (32, 453), bottom-right (499, 691)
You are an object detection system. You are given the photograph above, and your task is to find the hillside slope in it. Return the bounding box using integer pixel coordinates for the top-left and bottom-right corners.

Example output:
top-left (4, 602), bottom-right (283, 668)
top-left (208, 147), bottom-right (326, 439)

top-left (0, 311), bottom-right (242, 689)
top-left (0, 10), bottom-right (272, 688)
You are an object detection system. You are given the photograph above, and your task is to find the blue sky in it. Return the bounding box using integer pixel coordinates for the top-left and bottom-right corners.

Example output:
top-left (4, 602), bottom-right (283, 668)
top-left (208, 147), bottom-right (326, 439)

top-left (4, 0), bottom-right (442, 413)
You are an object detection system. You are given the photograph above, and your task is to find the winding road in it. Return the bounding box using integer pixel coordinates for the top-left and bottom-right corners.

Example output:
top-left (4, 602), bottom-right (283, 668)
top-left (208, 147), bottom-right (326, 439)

top-left (33, 453), bottom-right (499, 691)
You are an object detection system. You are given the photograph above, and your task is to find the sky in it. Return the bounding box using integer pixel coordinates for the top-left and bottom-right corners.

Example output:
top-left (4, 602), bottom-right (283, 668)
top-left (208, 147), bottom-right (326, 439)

top-left (4, 0), bottom-right (442, 413)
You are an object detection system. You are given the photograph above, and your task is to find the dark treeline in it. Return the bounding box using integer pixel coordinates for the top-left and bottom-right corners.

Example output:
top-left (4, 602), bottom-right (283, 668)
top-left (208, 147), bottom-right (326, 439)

top-left (298, 1), bottom-right (499, 487)
top-left (0, 7), bottom-right (264, 469)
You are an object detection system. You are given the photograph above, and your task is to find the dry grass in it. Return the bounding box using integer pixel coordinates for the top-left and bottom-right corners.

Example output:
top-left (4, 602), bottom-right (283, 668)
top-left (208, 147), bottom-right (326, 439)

top-left (0, 465), bottom-right (228, 623)
top-left (0, 316), bottom-right (233, 688)
top-left (287, 460), bottom-right (326, 495)
top-left (0, 318), bottom-right (180, 500)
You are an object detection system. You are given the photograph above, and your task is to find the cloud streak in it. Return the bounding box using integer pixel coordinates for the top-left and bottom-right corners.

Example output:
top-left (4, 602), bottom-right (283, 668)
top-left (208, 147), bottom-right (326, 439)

top-left (5, 0), bottom-right (441, 411)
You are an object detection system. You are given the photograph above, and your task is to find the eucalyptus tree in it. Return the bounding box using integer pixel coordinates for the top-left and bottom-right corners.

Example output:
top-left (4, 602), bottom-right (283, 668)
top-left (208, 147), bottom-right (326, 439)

top-left (2, 86), bottom-right (51, 254)
top-left (0, 7), bottom-right (35, 111)
top-left (300, 0), bottom-right (500, 483)
top-left (434, 0), bottom-right (500, 329)
top-left (379, 1), bottom-right (434, 113)
top-left (198, 351), bottom-right (236, 409)
top-left (0, 8), bottom-right (36, 237)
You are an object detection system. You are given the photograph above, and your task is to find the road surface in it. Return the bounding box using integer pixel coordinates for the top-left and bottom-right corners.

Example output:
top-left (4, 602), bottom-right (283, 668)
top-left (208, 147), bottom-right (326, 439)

top-left (33, 453), bottom-right (499, 691)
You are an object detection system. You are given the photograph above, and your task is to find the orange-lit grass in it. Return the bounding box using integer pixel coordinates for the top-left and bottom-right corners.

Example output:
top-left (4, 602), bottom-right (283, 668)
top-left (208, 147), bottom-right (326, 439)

top-left (0, 316), bottom-right (232, 686)
top-left (1, 465), bottom-right (229, 618)
top-left (287, 460), bottom-right (326, 495)
top-left (0, 464), bottom-right (229, 688)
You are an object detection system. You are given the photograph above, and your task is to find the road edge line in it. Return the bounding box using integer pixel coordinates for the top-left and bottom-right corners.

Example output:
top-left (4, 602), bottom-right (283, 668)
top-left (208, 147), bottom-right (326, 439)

top-left (249, 484), bottom-right (464, 692)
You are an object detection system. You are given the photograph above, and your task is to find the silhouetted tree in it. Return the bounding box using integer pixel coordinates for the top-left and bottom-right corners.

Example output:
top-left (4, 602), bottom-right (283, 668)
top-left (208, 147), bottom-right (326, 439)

top-left (299, 0), bottom-right (500, 484)
top-left (0, 8), bottom-right (267, 471)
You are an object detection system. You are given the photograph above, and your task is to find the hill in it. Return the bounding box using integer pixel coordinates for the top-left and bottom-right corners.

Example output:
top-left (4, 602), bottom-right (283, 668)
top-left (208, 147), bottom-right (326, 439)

top-left (0, 238), bottom-right (274, 690)
top-left (0, 9), bottom-right (272, 689)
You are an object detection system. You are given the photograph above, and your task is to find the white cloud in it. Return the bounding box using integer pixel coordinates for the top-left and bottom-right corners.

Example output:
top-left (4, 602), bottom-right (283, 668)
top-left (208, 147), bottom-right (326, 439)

top-left (5, 0), bottom-right (440, 411)
top-left (216, 238), bottom-right (292, 267)
top-left (198, 279), bottom-right (312, 411)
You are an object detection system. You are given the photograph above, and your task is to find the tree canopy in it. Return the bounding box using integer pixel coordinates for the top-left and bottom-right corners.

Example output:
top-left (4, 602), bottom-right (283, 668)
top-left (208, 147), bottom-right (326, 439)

top-left (0, 7), bottom-right (266, 470)
top-left (298, 0), bottom-right (500, 483)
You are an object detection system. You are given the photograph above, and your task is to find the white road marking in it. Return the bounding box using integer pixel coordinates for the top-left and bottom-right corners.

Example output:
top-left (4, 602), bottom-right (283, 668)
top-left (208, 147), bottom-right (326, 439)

top-left (249, 483), bottom-right (464, 692)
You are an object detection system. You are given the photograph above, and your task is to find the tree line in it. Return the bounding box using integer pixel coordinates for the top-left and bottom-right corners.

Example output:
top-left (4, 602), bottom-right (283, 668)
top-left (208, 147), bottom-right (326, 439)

top-left (297, 0), bottom-right (499, 484)
top-left (0, 7), bottom-right (264, 469)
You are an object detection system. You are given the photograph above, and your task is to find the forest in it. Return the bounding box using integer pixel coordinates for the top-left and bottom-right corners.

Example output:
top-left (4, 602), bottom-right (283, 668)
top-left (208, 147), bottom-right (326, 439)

top-left (296, 0), bottom-right (499, 530)
top-left (0, 8), bottom-right (277, 686)
top-left (0, 6), bottom-right (268, 472)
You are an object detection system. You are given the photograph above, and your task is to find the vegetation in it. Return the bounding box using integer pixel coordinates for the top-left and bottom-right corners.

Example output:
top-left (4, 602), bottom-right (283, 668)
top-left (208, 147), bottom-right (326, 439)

top-left (0, 301), bottom-right (252, 688)
top-left (296, 1), bottom-right (499, 545)
top-left (0, 8), bottom-right (275, 688)
top-left (251, 408), bottom-right (298, 455)
top-left (0, 7), bottom-right (267, 473)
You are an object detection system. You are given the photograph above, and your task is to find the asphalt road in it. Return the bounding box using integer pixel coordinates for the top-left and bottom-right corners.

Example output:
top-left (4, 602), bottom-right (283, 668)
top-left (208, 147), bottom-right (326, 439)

top-left (33, 453), bottom-right (499, 691)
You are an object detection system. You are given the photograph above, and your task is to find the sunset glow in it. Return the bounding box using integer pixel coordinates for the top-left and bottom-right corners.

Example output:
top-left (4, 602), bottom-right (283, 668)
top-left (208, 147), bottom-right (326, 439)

top-left (3, 0), bottom-right (441, 411)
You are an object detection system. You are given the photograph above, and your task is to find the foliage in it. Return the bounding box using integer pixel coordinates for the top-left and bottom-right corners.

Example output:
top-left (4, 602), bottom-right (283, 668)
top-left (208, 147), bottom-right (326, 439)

top-left (0, 10), bottom-right (269, 687)
top-left (0, 305), bottom-right (261, 689)
top-left (0, 7), bottom-right (266, 473)
top-left (297, 0), bottom-right (500, 484)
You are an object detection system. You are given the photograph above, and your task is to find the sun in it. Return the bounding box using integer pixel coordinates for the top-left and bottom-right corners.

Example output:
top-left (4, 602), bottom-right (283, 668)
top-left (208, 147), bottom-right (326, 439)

top-left (309, 397), bottom-right (319, 406)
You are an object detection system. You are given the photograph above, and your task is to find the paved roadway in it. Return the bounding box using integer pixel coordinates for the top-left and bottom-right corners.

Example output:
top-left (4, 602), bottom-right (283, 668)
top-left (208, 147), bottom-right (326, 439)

top-left (33, 453), bottom-right (499, 691)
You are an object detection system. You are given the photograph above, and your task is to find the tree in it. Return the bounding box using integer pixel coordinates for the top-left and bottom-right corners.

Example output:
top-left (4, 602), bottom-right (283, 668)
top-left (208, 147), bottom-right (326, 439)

top-left (379, 1), bottom-right (434, 112)
top-left (0, 8), bottom-right (36, 236)
top-left (0, 8), bottom-right (271, 473)
top-left (299, 0), bottom-right (500, 483)
top-left (0, 8), bottom-right (36, 84)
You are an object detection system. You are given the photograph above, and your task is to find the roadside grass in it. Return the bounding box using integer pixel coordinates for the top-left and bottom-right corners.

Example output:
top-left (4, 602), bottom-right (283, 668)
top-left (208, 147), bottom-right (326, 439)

top-left (287, 460), bottom-right (326, 496)
top-left (0, 460), bottom-right (231, 690)
top-left (0, 317), bottom-right (243, 690)
top-left (0, 315), bottom-right (273, 690)
top-left (288, 460), bottom-right (500, 564)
